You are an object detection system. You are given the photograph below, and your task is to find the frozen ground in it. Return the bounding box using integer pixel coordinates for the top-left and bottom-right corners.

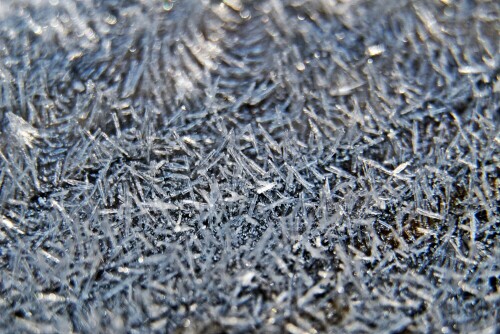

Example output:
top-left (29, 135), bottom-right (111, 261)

top-left (0, 0), bottom-right (498, 333)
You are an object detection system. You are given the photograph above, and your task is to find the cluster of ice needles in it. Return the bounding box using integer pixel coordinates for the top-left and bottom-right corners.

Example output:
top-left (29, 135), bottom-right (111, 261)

top-left (0, 0), bottom-right (498, 333)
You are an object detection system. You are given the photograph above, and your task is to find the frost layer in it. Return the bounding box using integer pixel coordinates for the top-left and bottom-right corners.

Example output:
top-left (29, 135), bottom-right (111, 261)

top-left (0, 0), bottom-right (498, 333)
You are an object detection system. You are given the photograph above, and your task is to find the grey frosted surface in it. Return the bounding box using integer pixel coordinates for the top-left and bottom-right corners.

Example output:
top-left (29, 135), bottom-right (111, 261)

top-left (0, 0), bottom-right (498, 333)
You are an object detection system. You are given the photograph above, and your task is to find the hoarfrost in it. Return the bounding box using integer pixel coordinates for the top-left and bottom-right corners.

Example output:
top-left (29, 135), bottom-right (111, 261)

top-left (0, 0), bottom-right (498, 333)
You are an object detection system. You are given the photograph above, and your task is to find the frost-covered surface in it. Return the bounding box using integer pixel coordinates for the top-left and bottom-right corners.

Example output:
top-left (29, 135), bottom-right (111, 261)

top-left (0, 0), bottom-right (499, 333)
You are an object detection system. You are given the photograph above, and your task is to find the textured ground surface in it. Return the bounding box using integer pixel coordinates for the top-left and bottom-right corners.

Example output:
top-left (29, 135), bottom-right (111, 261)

top-left (0, 0), bottom-right (499, 333)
